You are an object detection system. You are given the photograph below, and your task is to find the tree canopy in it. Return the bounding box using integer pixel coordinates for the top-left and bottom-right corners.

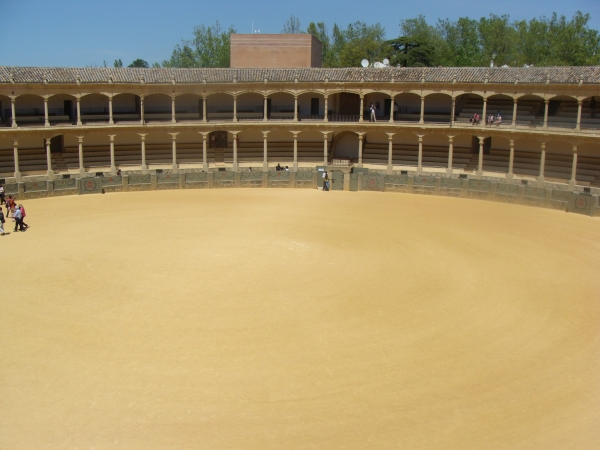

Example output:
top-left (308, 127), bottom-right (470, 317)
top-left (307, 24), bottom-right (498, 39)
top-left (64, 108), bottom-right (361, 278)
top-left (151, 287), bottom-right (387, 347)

top-left (161, 12), bottom-right (599, 68)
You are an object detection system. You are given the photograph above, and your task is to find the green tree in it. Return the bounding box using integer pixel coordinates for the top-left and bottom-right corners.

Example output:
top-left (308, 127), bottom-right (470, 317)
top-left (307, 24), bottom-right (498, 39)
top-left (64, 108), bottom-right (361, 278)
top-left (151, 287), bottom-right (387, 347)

top-left (398, 15), bottom-right (444, 65)
top-left (437, 17), bottom-right (482, 66)
top-left (478, 14), bottom-right (518, 66)
top-left (128, 59), bottom-right (149, 68)
top-left (163, 21), bottom-right (236, 68)
top-left (113, 59), bottom-right (123, 68)
top-left (514, 17), bottom-right (552, 65)
top-left (307, 22), bottom-right (332, 65)
top-left (547, 12), bottom-right (600, 65)
top-left (386, 36), bottom-right (435, 67)
top-left (337, 22), bottom-right (387, 67)
top-left (282, 14), bottom-right (303, 34)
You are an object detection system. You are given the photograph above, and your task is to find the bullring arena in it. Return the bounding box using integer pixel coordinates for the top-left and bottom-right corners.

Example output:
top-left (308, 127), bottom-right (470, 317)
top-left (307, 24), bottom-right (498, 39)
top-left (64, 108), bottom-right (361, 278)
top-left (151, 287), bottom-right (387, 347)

top-left (1, 64), bottom-right (600, 449)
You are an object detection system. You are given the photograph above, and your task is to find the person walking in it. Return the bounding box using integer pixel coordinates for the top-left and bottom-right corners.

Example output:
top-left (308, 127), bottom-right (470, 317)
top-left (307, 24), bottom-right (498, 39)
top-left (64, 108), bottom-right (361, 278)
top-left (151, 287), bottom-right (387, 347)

top-left (18, 204), bottom-right (28, 229)
top-left (12, 204), bottom-right (24, 232)
top-left (322, 171), bottom-right (330, 191)
top-left (0, 208), bottom-right (5, 236)
top-left (0, 184), bottom-right (5, 205)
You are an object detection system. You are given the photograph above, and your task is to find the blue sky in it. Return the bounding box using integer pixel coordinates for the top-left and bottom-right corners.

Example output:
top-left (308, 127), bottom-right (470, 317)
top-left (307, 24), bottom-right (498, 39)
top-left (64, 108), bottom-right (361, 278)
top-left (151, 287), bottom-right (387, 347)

top-left (1, 0), bottom-right (598, 67)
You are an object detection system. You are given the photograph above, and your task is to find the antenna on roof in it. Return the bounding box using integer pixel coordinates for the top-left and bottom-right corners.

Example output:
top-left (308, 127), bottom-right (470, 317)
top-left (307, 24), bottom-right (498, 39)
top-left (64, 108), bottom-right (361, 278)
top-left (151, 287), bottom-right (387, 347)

top-left (361, 59), bottom-right (369, 68)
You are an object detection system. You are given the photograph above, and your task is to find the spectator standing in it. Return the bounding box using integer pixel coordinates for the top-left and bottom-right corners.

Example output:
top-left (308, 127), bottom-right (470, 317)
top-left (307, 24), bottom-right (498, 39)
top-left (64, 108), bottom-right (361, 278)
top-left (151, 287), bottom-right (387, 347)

top-left (18, 204), bottom-right (28, 229)
top-left (0, 208), bottom-right (5, 236)
top-left (0, 184), bottom-right (5, 205)
top-left (369, 103), bottom-right (377, 122)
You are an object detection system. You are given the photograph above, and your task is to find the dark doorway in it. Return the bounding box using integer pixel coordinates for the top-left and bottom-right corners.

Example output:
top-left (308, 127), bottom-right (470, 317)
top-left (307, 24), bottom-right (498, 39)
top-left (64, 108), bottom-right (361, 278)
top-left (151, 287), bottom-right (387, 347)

top-left (209, 131), bottom-right (228, 148)
top-left (198, 99), bottom-right (203, 119)
top-left (311, 98), bottom-right (319, 115)
top-left (339, 93), bottom-right (360, 115)
top-left (64, 100), bottom-right (73, 120)
top-left (50, 135), bottom-right (64, 153)
top-left (267, 99), bottom-right (272, 118)
top-left (135, 96), bottom-right (141, 115)
top-left (384, 99), bottom-right (391, 116)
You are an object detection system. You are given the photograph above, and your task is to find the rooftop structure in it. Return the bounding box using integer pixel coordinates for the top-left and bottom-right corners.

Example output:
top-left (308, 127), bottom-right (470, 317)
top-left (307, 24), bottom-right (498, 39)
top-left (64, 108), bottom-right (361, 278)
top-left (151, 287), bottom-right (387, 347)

top-left (230, 34), bottom-right (322, 69)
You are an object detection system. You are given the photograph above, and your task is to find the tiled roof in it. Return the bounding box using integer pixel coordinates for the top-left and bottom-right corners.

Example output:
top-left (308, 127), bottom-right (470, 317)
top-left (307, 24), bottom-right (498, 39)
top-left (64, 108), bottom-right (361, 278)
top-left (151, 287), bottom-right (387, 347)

top-left (0, 66), bottom-right (599, 85)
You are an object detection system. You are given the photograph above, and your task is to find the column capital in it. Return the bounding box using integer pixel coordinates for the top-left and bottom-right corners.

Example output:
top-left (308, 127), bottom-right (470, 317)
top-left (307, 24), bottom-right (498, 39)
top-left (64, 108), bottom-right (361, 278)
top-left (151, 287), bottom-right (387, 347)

top-left (386, 132), bottom-right (395, 139)
top-left (577, 99), bottom-right (583, 105)
top-left (290, 131), bottom-right (301, 137)
top-left (262, 131), bottom-right (270, 138)
top-left (43, 96), bottom-right (49, 102)
top-left (45, 138), bottom-right (52, 145)
top-left (168, 132), bottom-right (179, 139)
top-left (229, 130), bottom-right (241, 136)
top-left (447, 135), bottom-right (454, 142)
top-left (138, 133), bottom-right (147, 139)
top-left (13, 139), bottom-right (18, 146)
top-left (478, 136), bottom-right (486, 143)
top-left (541, 142), bottom-right (546, 150)
top-left (544, 98), bottom-right (550, 104)
top-left (417, 134), bottom-right (424, 141)
top-left (320, 131), bottom-right (332, 137)
top-left (77, 136), bottom-right (84, 143)
top-left (108, 134), bottom-right (116, 141)
top-left (198, 131), bottom-right (210, 137)
top-left (572, 145), bottom-right (578, 153)
top-left (509, 139), bottom-right (515, 147)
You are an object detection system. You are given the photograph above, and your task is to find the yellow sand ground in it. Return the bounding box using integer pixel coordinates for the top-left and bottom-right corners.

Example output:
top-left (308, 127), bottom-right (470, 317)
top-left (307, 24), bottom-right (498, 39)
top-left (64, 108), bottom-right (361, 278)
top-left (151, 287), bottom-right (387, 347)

top-left (1, 189), bottom-right (599, 449)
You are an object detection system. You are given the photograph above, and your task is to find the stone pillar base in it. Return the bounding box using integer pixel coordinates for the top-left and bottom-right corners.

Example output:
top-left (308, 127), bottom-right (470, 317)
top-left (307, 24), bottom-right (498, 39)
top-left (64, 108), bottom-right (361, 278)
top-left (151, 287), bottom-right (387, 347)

top-left (47, 170), bottom-right (55, 181)
top-left (387, 164), bottom-right (393, 174)
top-left (14, 172), bottom-right (22, 182)
top-left (476, 170), bottom-right (483, 180)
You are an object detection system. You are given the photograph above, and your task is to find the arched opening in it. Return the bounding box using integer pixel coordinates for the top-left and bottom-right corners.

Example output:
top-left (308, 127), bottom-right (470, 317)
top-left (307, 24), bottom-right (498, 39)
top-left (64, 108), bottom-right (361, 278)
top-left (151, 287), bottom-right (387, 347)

top-left (264, 129), bottom-right (294, 166)
top-left (423, 93), bottom-right (452, 124)
top-left (298, 92), bottom-right (325, 120)
top-left (46, 94), bottom-right (77, 125)
top-left (70, 132), bottom-right (111, 171)
top-left (365, 92), bottom-right (391, 122)
top-left (332, 131), bottom-right (359, 161)
top-left (484, 94), bottom-right (513, 126)
top-left (331, 92), bottom-right (360, 122)
top-left (267, 92), bottom-right (295, 120)
top-left (297, 129), bottom-right (325, 165)
top-left (580, 96), bottom-right (600, 130)
top-left (513, 138), bottom-right (543, 179)
top-left (516, 95), bottom-right (544, 127)
top-left (144, 93), bottom-right (172, 123)
top-left (422, 133), bottom-right (451, 168)
top-left (363, 131), bottom-right (390, 165)
top-left (454, 93), bottom-right (483, 125)
top-left (450, 134), bottom-right (475, 172)
top-left (0, 135), bottom-right (15, 176)
top-left (392, 93), bottom-right (421, 122)
top-left (236, 93), bottom-right (263, 121)
top-left (14, 134), bottom-right (49, 175)
top-left (144, 131), bottom-right (174, 168)
top-left (81, 94), bottom-right (110, 124)
top-left (483, 135), bottom-right (511, 174)
top-left (206, 93), bottom-right (234, 121)
top-left (577, 143), bottom-right (600, 187)
top-left (237, 129), bottom-right (264, 166)
top-left (544, 140), bottom-right (575, 181)
top-left (175, 130), bottom-right (203, 166)
top-left (113, 93), bottom-right (141, 124)
top-left (175, 93), bottom-right (203, 122)
top-left (15, 94), bottom-right (45, 126)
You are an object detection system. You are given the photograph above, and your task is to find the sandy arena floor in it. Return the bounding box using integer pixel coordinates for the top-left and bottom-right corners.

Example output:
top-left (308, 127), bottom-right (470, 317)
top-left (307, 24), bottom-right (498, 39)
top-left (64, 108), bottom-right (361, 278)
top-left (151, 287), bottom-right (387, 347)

top-left (1, 189), bottom-right (599, 449)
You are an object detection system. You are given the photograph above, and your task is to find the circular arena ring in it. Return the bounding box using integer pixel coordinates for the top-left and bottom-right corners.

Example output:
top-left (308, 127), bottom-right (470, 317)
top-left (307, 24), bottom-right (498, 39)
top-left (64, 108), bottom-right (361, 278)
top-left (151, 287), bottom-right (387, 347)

top-left (1, 188), bottom-right (599, 449)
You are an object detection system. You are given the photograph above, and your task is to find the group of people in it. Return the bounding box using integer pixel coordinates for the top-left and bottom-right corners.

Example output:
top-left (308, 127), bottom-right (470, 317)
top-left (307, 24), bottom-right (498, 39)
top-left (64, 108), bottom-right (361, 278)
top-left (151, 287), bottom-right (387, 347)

top-left (0, 185), bottom-right (29, 236)
top-left (471, 111), bottom-right (503, 126)
top-left (275, 164), bottom-right (290, 171)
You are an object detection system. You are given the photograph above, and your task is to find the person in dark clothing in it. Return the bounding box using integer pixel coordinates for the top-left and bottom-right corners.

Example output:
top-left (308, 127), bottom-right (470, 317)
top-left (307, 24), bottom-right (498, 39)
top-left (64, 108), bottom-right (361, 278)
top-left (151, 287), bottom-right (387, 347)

top-left (0, 184), bottom-right (5, 205)
top-left (0, 209), bottom-right (5, 235)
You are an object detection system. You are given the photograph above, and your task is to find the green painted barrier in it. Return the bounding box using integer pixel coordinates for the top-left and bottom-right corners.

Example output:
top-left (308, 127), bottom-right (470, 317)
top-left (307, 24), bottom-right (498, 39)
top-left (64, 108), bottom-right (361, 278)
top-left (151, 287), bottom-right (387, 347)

top-left (81, 177), bottom-right (102, 194)
top-left (362, 173), bottom-right (384, 191)
top-left (157, 173), bottom-right (178, 184)
top-left (129, 174), bottom-right (152, 185)
top-left (24, 181), bottom-right (48, 192)
top-left (567, 193), bottom-right (596, 216)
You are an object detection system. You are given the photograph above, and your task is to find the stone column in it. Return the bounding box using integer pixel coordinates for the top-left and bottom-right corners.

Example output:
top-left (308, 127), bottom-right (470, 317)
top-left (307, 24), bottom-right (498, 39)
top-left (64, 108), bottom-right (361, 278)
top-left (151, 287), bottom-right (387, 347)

top-left (171, 96), bottom-right (176, 124)
top-left (482, 97), bottom-right (487, 125)
top-left (11, 97), bottom-right (17, 128)
top-left (512, 98), bottom-right (518, 128)
top-left (477, 136), bottom-right (484, 179)
top-left (450, 96), bottom-right (456, 126)
top-left (357, 133), bottom-right (364, 166)
top-left (202, 97), bottom-right (207, 123)
top-left (13, 140), bottom-right (21, 181)
top-left (46, 138), bottom-right (54, 179)
top-left (576, 100), bottom-right (582, 130)
top-left (417, 135), bottom-right (424, 175)
top-left (139, 134), bottom-right (147, 174)
top-left (109, 134), bottom-right (116, 175)
top-left (543, 99), bottom-right (549, 128)
top-left (292, 131), bottom-right (299, 171)
top-left (200, 132), bottom-right (208, 171)
top-left (108, 96), bottom-right (114, 124)
top-left (321, 132), bottom-right (329, 164)
top-left (569, 145), bottom-right (578, 189)
top-left (140, 96), bottom-right (145, 124)
top-left (447, 135), bottom-right (454, 176)
top-left (263, 96), bottom-right (268, 122)
top-left (389, 95), bottom-right (395, 123)
top-left (262, 131), bottom-right (269, 171)
top-left (294, 95), bottom-right (298, 122)
top-left (537, 142), bottom-right (546, 185)
top-left (231, 132), bottom-right (239, 171)
top-left (233, 96), bottom-right (238, 122)
top-left (77, 136), bottom-right (85, 177)
top-left (170, 133), bottom-right (179, 172)
top-left (76, 97), bottom-right (82, 125)
top-left (386, 133), bottom-right (395, 173)
top-left (324, 96), bottom-right (329, 122)
top-left (507, 140), bottom-right (515, 180)
top-left (359, 95), bottom-right (364, 123)
top-left (44, 97), bottom-right (50, 127)
top-left (419, 96), bottom-right (425, 124)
